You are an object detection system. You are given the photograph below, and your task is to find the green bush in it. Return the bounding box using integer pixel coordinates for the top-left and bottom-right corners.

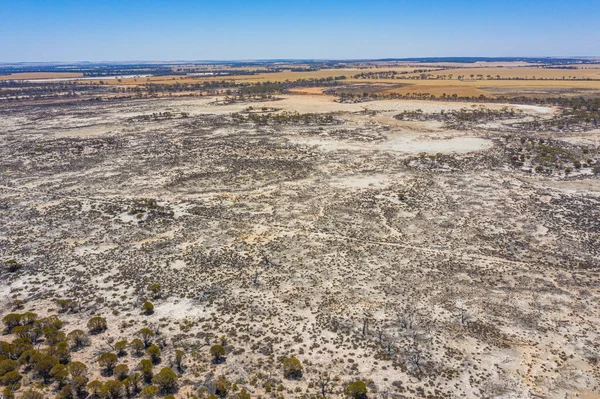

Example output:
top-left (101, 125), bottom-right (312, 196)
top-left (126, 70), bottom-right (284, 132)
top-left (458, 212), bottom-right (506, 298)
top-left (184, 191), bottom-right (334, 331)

top-left (49, 364), bottom-right (68, 386)
top-left (72, 375), bottom-right (89, 397)
top-left (210, 344), bottom-right (225, 363)
top-left (4, 260), bottom-right (22, 273)
top-left (114, 340), bottom-right (128, 357)
top-left (53, 341), bottom-right (71, 364)
top-left (67, 361), bottom-right (87, 377)
top-left (140, 385), bottom-right (159, 399)
top-left (87, 317), bottom-right (107, 334)
top-left (148, 284), bottom-right (162, 299)
top-left (102, 380), bottom-right (124, 399)
top-left (2, 314), bottom-right (21, 332)
top-left (0, 359), bottom-right (18, 377)
top-left (138, 359), bottom-right (153, 383)
top-left (20, 313), bottom-right (37, 325)
top-left (18, 349), bottom-right (41, 369)
top-left (142, 302), bottom-right (154, 315)
top-left (34, 355), bottom-right (58, 383)
top-left (41, 315), bottom-right (63, 330)
top-left (151, 367), bottom-right (178, 393)
top-left (114, 364), bottom-right (129, 380)
top-left (21, 389), bottom-right (44, 399)
top-left (345, 380), bottom-right (368, 399)
top-left (56, 384), bottom-right (74, 399)
top-left (130, 338), bottom-right (145, 356)
top-left (43, 327), bottom-right (66, 346)
top-left (1, 370), bottom-right (22, 386)
top-left (282, 357), bottom-right (303, 379)
top-left (56, 299), bottom-right (75, 313)
top-left (67, 330), bottom-right (89, 349)
top-left (146, 345), bottom-right (161, 364)
top-left (136, 328), bottom-right (154, 347)
top-left (98, 353), bottom-right (118, 375)
top-left (87, 380), bottom-right (104, 398)
top-left (215, 376), bottom-right (229, 398)
top-left (123, 373), bottom-right (141, 396)
top-left (237, 389), bottom-right (251, 399)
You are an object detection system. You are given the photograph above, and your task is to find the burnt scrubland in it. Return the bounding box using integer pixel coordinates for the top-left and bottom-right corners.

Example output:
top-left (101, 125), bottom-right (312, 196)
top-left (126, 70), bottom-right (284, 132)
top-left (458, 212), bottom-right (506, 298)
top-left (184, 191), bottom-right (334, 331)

top-left (1, 61), bottom-right (600, 399)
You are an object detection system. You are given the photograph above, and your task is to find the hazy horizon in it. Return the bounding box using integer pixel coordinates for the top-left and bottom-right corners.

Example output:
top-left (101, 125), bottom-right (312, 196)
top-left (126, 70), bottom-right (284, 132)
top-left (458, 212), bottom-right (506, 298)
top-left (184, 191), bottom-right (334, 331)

top-left (1, 0), bottom-right (599, 63)
top-left (2, 56), bottom-right (600, 65)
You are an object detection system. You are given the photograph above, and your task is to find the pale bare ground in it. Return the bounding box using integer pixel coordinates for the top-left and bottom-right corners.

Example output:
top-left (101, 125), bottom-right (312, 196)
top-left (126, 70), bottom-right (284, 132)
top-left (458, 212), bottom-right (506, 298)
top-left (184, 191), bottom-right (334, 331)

top-left (559, 131), bottom-right (600, 146)
top-left (512, 104), bottom-right (557, 114)
top-left (189, 94), bottom-right (555, 116)
top-left (36, 95), bottom-right (554, 149)
top-left (13, 95), bottom-right (555, 162)
top-left (526, 177), bottom-right (600, 195)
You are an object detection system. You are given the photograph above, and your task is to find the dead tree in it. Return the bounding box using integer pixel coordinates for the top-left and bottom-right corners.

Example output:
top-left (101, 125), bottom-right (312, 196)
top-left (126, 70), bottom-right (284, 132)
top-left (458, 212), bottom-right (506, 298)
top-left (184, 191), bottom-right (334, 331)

top-left (198, 286), bottom-right (224, 303)
top-left (399, 309), bottom-right (417, 330)
top-left (149, 323), bottom-right (160, 336)
top-left (203, 372), bottom-right (216, 395)
top-left (362, 311), bottom-right (372, 336)
top-left (384, 336), bottom-right (396, 355)
top-left (316, 372), bottom-right (331, 398)
top-left (376, 329), bottom-right (385, 344)
top-left (459, 308), bottom-right (471, 325)
top-left (68, 271), bottom-right (85, 314)
top-left (406, 345), bottom-right (424, 375)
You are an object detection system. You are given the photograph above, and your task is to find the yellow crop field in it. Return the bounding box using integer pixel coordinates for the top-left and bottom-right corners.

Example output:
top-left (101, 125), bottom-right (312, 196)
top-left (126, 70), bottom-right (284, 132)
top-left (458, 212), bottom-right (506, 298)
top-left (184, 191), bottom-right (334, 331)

top-left (414, 66), bottom-right (600, 80)
top-left (353, 77), bottom-right (600, 97)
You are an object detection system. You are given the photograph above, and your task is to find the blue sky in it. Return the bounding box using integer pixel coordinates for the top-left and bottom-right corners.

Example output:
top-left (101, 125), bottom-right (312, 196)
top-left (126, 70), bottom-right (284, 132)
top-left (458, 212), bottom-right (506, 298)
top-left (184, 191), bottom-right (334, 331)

top-left (1, 0), bottom-right (599, 62)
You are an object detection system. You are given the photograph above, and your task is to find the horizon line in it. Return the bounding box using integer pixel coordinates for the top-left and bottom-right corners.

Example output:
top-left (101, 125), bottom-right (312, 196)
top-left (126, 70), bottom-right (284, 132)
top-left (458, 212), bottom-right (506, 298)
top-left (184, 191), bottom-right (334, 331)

top-left (1, 56), bottom-right (600, 65)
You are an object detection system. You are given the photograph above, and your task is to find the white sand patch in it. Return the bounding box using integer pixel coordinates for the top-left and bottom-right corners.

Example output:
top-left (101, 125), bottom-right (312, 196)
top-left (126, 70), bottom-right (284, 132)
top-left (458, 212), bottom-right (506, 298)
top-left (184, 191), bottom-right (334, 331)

top-left (328, 174), bottom-right (396, 189)
top-left (560, 134), bottom-right (600, 145)
top-left (189, 95), bottom-right (534, 116)
top-left (511, 104), bottom-right (556, 114)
